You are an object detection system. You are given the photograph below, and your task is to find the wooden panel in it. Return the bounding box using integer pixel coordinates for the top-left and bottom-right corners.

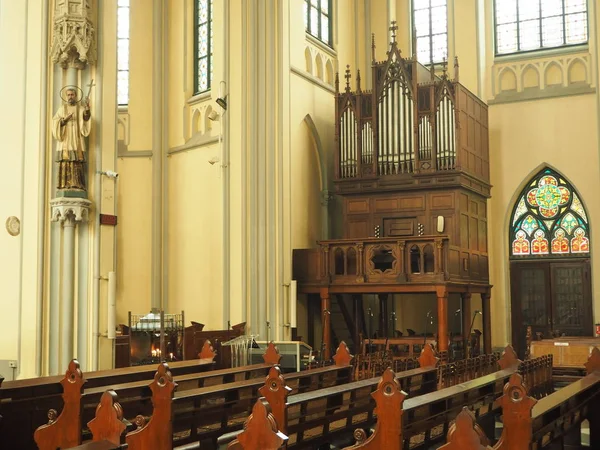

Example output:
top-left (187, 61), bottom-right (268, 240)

top-left (459, 193), bottom-right (468, 211)
top-left (469, 217), bottom-right (478, 250)
top-left (470, 254), bottom-right (480, 277)
top-left (478, 219), bottom-right (487, 252)
top-left (374, 198), bottom-right (399, 212)
top-left (430, 193), bottom-right (454, 210)
top-left (448, 248), bottom-right (460, 276)
top-left (383, 218), bottom-right (415, 237)
top-left (347, 199), bottom-right (370, 214)
top-left (479, 200), bottom-right (486, 217)
top-left (530, 338), bottom-right (600, 367)
top-left (470, 201), bottom-right (478, 215)
top-left (398, 195), bottom-right (425, 210)
top-left (460, 214), bottom-right (468, 247)
top-left (461, 252), bottom-right (470, 277)
top-left (347, 218), bottom-right (369, 238)
top-left (481, 256), bottom-right (489, 280)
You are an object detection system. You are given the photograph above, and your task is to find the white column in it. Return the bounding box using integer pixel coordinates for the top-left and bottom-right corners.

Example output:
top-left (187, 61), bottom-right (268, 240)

top-left (61, 214), bottom-right (76, 371)
top-left (151, 0), bottom-right (164, 311)
top-left (50, 198), bottom-right (91, 373)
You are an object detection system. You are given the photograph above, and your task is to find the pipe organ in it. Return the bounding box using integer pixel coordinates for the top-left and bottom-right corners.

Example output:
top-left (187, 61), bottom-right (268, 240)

top-left (293, 23), bottom-right (491, 364)
top-left (334, 33), bottom-right (481, 181)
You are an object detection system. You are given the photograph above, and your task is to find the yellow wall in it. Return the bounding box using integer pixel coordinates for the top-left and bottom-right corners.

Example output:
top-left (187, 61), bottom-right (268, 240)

top-left (127, 0), bottom-right (153, 151)
top-left (10, 0), bottom-right (600, 376)
top-left (487, 95), bottom-right (600, 345)
top-left (0, 0), bottom-right (47, 378)
top-left (167, 148), bottom-right (223, 327)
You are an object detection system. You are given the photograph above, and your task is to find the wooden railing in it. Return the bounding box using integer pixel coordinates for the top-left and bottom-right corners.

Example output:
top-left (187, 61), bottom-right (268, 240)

top-left (293, 236), bottom-right (449, 286)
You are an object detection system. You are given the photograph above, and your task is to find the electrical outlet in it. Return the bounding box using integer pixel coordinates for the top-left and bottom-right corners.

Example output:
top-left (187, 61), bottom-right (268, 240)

top-left (8, 361), bottom-right (17, 369)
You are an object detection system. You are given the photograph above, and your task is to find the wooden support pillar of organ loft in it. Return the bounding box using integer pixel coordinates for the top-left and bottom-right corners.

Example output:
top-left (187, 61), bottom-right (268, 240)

top-left (482, 290), bottom-right (492, 355)
top-left (436, 286), bottom-right (449, 353)
top-left (320, 288), bottom-right (331, 360)
top-left (352, 295), bottom-right (363, 353)
top-left (378, 294), bottom-right (389, 337)
top-left (460, 292), bottom-right (471, 358)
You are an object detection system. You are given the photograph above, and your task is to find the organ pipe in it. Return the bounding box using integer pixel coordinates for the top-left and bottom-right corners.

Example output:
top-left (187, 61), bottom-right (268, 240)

top-left (436, 90), bottom-right (456, 170)
top-left (340, 107), bottom-right (358, 178)
top-left (377, 77), bottom-right (414, 175)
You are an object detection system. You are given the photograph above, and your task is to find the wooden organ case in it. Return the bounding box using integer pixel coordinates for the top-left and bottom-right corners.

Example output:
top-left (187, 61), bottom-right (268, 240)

top-left (293, 27), bottom-right (492, 362)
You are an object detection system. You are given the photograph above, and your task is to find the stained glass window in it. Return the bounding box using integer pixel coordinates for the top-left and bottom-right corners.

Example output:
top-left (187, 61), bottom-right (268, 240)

top-left (304, 0), bottom-right (332, 46)
top-left (510, 168), bottom-right (590, 258)
top-left (195, 0), bottom-right (213, 93)
top-left (413, 0), bottom-right (448, 66)
top-left (495, 0), bottom-right (588, 56)
top-left (117, 0), bottom-right (130, 106)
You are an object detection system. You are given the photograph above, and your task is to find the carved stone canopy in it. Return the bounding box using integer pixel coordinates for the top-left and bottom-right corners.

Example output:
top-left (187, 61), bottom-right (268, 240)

top-left (50, 0), bottom-right (96, 69)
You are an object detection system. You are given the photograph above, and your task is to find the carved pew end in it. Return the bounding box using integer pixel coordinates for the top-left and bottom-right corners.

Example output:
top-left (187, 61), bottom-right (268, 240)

top-left (227, 399), bottom-right (288, 450)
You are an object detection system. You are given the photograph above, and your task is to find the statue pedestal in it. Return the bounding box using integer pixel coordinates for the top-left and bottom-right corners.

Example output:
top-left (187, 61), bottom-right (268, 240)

top-left (50, 197), bottom-right (91, 222)
top-left (50, 197), bottom-right (91, 372)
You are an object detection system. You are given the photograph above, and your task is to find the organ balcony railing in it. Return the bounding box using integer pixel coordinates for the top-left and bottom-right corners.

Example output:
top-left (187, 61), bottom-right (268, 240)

top-left (335, 29), bottom-right (489, 183)
top-left (292, 236), bottom-right (450, 286)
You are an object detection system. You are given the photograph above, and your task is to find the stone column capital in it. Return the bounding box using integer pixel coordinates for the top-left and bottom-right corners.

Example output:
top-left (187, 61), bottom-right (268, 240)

top-left (50, 197), bottom-right (92, 223)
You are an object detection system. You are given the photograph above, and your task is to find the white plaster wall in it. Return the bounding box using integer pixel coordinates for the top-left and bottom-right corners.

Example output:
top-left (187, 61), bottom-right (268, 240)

top-left (0, 0), bottom-right (47, 378)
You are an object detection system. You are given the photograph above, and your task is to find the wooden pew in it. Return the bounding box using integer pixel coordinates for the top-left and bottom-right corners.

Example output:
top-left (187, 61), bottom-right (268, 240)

top-left (31, 342), bottom-right (280, 450)
top-left (34, 342), bottom-right (353, 450)
top-left (438, 347), bottom-right (600, 450)
top-left (165, 342), bottom-right (354, 448)
top-left (224, 400), bottom-right (288, 450)
top-left (1, 341), bottom-right (216, 450)
top-left (217, 344), bottom-right (501, 448)
top-left (341, 347), bottom-right (600, 450)
top-left (80, 342), bottom-right (281, 428)
top-left (244, 346), bottom-right (549, 449)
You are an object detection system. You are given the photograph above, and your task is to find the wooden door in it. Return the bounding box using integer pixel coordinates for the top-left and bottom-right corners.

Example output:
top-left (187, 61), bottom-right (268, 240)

top-left (510, 260), bottom-right (592, 358)
top-left (511, 262), bottom-right (552, 357)
top-left (550, 262), bottom-right (592, 336)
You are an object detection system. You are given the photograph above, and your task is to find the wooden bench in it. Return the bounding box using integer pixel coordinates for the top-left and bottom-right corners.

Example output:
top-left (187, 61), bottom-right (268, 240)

top-left (78, 342), bottom-right (281, 431)
top-left (223, 346), bottom-right (553, 449)
top-left (0, 341), bottom-right (217, 450)
top-left (31, 342), bottom-right (279, 450)
top-left (438, 346), bottom-right (600, 450)
top-left (33, 342), bottom-right (354, 450)
top-left (339, 347), bottom-right (600, 450)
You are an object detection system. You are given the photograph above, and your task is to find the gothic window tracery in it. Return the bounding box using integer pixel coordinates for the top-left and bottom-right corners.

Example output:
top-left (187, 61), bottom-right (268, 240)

top-left (510, 168), bottom-right (590, 258)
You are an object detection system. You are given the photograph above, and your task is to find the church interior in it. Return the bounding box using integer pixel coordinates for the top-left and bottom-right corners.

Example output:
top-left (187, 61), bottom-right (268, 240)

top-left (2, 0), bottom-right (600, 448)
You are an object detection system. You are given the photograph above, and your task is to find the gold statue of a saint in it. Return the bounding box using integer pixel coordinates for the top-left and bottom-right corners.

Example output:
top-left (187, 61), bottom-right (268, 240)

top-left (52, 86), bottom-right (91, 192)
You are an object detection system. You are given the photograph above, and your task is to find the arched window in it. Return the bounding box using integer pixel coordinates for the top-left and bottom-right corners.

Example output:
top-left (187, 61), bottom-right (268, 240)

top-left (413, 0), bottom-right (448, 66)
top-left (195, 0), bottom-right (213, 93)
top-left (510, 168), bottom-right (590, 258)
top-left (304, 0), bottom-right (332, 46)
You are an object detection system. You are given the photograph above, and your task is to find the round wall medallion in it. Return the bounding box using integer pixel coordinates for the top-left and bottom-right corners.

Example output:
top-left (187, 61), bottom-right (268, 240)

top-left (6, 216), bottom-right (20, 236)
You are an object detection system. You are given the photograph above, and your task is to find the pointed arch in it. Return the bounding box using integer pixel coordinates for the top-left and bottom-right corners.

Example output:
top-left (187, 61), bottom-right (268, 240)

top-left (315, 54), bottom-right (324, 80)
top-left (304, 47), bottom-right (313, 75)
top-left (191, 108), bottom-right (202, 135)
top-left (508, 166), bottom-right (590, 259)
top-left (302, 114), bottom-right (329, 239)
top-left (204, 105), bottom-right (214, 132)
